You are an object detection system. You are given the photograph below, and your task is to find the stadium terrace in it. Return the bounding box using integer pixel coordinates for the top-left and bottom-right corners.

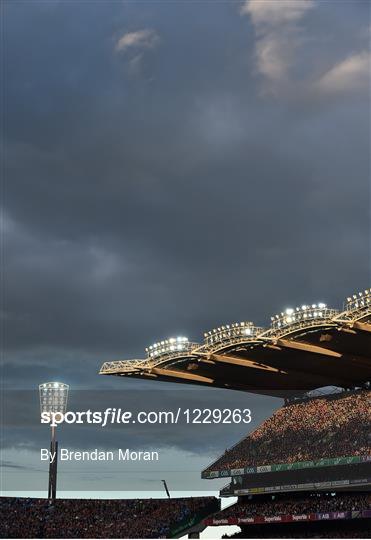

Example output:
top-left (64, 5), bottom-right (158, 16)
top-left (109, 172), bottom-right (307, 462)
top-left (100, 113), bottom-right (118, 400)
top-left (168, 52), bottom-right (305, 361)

top-left (0, 497), bottom-right (219, 538)
top-left (202, 389), bottom-right (370, 480)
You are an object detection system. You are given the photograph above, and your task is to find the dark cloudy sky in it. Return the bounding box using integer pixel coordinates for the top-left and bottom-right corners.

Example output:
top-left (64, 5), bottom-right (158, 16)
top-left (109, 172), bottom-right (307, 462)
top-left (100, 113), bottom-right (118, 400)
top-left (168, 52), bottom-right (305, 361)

top-left (2, 0), bottom-right (370, 495)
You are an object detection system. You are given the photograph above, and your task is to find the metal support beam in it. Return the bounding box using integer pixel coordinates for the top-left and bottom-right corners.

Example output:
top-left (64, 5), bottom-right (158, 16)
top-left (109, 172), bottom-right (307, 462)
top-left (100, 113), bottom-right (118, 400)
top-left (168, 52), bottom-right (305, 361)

top-left (338, 327), bottom-right (357, 335)
top-left (275, 339), bottom-right (342, 357)
top-left (275, 338), bottom-right (371, 369)
top-left (151, 367), bottom-right (215, 384)
top-left (194, 351), bottom-right (342, 388)
top-left (206, 353), bottom-right (283, 373)
top-left (353, 321), bottom-right (371, 333)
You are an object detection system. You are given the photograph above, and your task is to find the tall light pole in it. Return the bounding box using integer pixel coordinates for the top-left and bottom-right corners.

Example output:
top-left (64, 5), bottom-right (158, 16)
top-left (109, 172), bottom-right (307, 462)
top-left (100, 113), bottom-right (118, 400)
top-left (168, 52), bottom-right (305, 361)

top-left (39, 382), bottom-right (69, 502)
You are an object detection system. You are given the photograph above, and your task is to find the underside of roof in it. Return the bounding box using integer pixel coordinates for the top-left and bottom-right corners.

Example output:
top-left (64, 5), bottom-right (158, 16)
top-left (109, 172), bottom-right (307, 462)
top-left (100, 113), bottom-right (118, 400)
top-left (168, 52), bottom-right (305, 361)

top-left (100, 289), bottom-right (371, 397)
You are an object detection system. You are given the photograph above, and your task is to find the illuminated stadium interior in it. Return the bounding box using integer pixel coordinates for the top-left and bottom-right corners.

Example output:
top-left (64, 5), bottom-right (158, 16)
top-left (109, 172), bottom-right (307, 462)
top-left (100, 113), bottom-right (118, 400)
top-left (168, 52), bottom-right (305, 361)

top-left (97, 287), bottom-right (371, 537)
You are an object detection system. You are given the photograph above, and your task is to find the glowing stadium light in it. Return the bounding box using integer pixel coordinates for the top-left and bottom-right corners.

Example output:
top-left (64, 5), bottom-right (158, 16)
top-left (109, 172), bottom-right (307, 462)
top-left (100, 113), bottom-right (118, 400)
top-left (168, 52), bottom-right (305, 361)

top-left (145, 337), bottom-right (198, 359)
top-left (203, 321), bottom-right (262, 348)
top-left (39, 382), bottom-right (69, 502)
top-left (345, 288), bottom-right (370, 313)
top-left (269, 303), bottom-right (338, 335)
top-left (39, 382), bottom-right (69, 415)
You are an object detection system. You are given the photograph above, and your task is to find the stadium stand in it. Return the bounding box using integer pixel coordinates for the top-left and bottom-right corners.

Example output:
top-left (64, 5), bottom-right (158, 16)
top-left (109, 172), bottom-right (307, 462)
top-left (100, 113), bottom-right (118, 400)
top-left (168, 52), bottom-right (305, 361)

top-left (221, 519), bottom-right (371, 539)
top-left (222, 461), bottom-right (371, 493)
top-left (206, 493), bottom-right (371, 537)
top-left (204, 390), bottom-right (370, 473)
top-left (0, 496), bottom-right (219, 538)
top-left (208, 492), bottom-right (370, 521)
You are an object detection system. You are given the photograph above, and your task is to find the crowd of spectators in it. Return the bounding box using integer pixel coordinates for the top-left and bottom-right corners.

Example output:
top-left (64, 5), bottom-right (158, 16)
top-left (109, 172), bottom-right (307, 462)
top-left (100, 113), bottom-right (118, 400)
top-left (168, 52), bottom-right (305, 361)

top-left (213, 493), bottom-right (370, 521)
top-left (0, 496), bottom-right (217, 538)
top-left (206, 390), bottom-right (370, 472)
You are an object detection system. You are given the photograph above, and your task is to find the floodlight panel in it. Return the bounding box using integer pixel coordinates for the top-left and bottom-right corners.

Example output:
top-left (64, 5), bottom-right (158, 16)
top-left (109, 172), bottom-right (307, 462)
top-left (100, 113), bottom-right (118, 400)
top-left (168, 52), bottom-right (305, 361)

top-left (39, 382), bottom-right (69, 414)
top-left (145, 337), bottom-right (195, 359)
top-left (345, 289), bottom-right (370, 311)
top-left (203, 321), bottom-right (261, 347)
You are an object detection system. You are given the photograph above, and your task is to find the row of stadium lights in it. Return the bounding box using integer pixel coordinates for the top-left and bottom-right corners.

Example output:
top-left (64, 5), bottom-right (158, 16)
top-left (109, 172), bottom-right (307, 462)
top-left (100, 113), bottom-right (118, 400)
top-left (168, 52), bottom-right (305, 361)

top-left (145, 306), bottom-right (329, 359)
top-left (145, 337), bottom-right (189, 358)
top-left (271, 303), bottom-right (329, 328)
top-left (204, 322), bottom-right (258, 344)
top-left (346, 289), bottom-right (370, 308)
top-left (144, 289), bottom-right (370, 359)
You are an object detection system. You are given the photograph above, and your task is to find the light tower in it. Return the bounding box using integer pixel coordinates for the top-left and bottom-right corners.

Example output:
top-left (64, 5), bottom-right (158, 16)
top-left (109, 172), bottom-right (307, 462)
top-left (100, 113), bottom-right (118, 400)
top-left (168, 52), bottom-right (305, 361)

top-left (39, 382), bottom-right (69, 501)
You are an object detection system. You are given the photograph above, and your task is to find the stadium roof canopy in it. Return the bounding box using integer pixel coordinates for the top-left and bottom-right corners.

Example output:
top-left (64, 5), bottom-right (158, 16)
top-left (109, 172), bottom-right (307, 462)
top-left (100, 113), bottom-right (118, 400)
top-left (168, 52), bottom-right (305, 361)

top-left (100, 289), bottom-right (371, 397)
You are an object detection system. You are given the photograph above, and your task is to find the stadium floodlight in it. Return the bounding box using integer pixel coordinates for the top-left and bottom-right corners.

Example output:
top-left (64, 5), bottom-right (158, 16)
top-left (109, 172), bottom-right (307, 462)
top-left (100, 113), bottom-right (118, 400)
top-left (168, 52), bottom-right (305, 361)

top-left (39, 382), bottom-right (69, 502)
top-left (145, 337), bottom-right (198, 360)
top-left (344, 288), bottom-right (370, 314)
top-left (269, 303), bottom-right (338, 335)
top-left (39, 382), bottom-right (69, 415)
top-left (342, 289), bottom-right (371, 322)
top-left (203, 321), bottom-right (262, 349)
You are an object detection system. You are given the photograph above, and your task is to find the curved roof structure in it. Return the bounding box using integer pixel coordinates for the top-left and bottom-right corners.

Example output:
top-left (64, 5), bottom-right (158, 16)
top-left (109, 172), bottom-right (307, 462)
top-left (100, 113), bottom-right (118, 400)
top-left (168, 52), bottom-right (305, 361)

top-left (99, 289), bottom-right (371, 397)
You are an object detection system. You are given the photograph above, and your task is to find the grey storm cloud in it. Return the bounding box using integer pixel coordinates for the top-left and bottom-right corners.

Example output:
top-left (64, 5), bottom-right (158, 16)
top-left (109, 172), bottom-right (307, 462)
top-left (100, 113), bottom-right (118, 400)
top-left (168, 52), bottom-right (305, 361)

top-left (2, 0), bottom-right (370, 492)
